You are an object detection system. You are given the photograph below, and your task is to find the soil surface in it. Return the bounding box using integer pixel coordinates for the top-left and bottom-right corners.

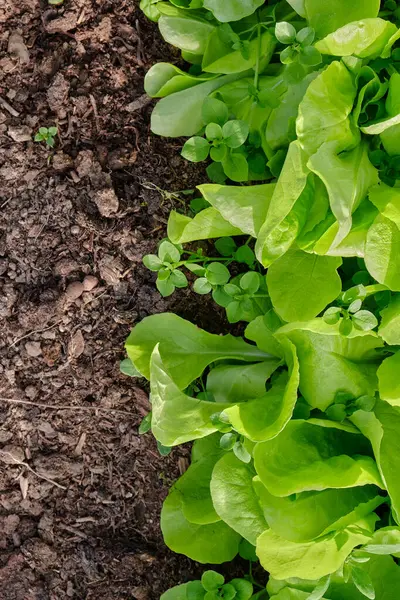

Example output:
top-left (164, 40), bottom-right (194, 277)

top-left (0, 1), bottom-right (223, 598)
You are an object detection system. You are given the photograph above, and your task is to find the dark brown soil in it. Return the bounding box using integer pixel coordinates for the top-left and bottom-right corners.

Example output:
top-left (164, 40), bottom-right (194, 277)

top-left (0, 1), bottom-right (220, 598)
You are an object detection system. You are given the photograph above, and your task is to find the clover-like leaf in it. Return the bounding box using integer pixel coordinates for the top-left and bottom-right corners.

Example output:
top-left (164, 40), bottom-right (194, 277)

top-left (194, 277), bottom-right (213, 295)
top-left (143, 254), bottom-right (163, 271)
top-left (352, 310), bottom-right (378, 331)
top-left (206, 262), bottom-right (231, 285)
top-left (275, 21), bottom-right (297, 44)
top-left (222, 120), bottom-right (249, 148)
top-left (182, 137), bottom-right (210, 162)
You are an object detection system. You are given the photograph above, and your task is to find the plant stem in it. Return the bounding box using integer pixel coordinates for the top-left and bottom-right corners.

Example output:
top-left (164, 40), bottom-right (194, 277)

top-left (253, 22), bottom-right (262, 91)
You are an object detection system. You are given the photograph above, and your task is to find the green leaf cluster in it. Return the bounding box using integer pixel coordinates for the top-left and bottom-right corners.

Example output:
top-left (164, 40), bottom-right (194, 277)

top-left (34, 126), bottom-right (58, 148)
top-left (129, 1), bottom-right (400, 598)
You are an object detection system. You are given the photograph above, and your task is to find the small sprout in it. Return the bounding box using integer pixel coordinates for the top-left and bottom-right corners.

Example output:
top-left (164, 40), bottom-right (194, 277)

top-left (34, 126), bottom-right (58, 148)
top-left (139, 412), bottom-right (152, 434)
top-left (48, 0), bottom-right (64, 4)
top-left (275, 22), bottom-right (322, 82)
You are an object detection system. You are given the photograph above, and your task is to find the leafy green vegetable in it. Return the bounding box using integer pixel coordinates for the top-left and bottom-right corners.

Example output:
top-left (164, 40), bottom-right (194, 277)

top-left (206, 360), bottom-right (280, 403)
top-left (365, 216), bottom-right (400, 291)
top-left (149, 345), bottom-right (232, 445)
top-left (161, 488), bottom-right (241, 563)
top-left (377, 351), bottom-right (400, 406)
top-left (168, 208), bottom-right (243, 244)
top-left (266, 250), bottom-right (342, 322)
top-left (315, 19), bottom-right (397, 58)
top-left (255, 141), bottom-right (310, 266)
top-left (304, 0), bottom-right (380, 38)
top-left (308, 142), bottom-right (378, 248)
top-left (379, 295), bottom-right (400, 344)
top-left (203, 0), bottom-right (264, 22)
top-left (174, 435), bottom-right (225, 524)
top-left (254, 419), bottom-right (383, 496)
top-left (133, 3), bottom-right (400, 596)
top-left (126, 312), bottom-right (270, 386)
top-left (158, 6), bottom-right (215, 55)
top-left (351, 402), bottom-right (400, 522)
top-left (151, 71), bottom-right (251, 137)
top-left (198, 183), bottom-right (275, 238)
top-left (210, 453), bottom-right (268, 544)
top-left (256, 515), bottom-right (376, 580)
top-left (221, 340), bottom-right (299, 442)
top-left (275, 319), bottom-right (383, 411)
top-left (296, 61), bottom-right (356, 156)
top-left (254, 477), bottom-right (383, 543)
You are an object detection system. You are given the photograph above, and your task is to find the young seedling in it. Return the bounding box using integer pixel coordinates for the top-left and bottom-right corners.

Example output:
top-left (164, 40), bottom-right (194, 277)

top-left (275, 22), bottom-right (322, 80)
top-left (323, 283), bottom-right (389, 335)
top-left (34, 126), bottom-right (58, 148)
top-left (181, 97), bottom-right (250, 182)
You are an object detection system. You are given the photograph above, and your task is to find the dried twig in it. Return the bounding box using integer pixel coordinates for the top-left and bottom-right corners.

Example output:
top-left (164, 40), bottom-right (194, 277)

top-left (0, 397), bottom-right (135, 416)
top-left (0, 450), bottom-right (67, 490)
top-left (9, 320), bottom-right (62, 349)
top-left (89, 94), bottom-right (100, 132)
top-left (0, 95), bottom-right (20, 117)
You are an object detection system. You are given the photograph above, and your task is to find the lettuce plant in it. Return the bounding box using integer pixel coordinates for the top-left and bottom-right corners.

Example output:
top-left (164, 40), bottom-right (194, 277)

top-left (122, 0), bottom-right (400, 598)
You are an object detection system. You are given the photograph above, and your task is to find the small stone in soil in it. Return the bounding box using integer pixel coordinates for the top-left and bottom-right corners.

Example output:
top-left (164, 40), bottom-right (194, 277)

top-left (25, 341), bottom-right (42, 357)
top-left (82, 275), bottom-right (98, 291)
top-left (52, 152), bottom-right (74, 172)
top-left (93, 188), bottom-right (119, 217)
top-left (65, 281), bottom-right (84, 301)
top-left (7, 125), bottom-right (32, 142)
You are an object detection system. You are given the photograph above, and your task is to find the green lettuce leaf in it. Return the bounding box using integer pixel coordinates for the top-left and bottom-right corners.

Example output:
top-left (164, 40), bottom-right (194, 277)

top-left (379, 295), bottom-right (400, 345)
top-left (266, 73), bottom-right (319, 151)
top-left (351, 401), bottom-right (400, 522)
top-left (245, 314), bottom-right (284, 359)
top-left (254, 476), bottom-right (383, 542)
top-left (160, 583), bottom-right (190, 600)
top-left (197, 183), bottom-right (275, 238)
top-left (126, 313), bottom-right (270, 387)
top-left (161, 488), bottom-right (241, 563)
top-left (308, 142), bottom-right (378, 248)
top-left (328, 555), bottom-right (400, 599)
top-left (254, 419), bottom-right (383, 496)
top-left (150, 345), bottom-right (232, 445)
top-left (255, 141), bottom-right (310, 267)
top-left (304, 0), bottom-right (380, 38)
top-left (174, 434), bottom-right (225, 524)
top-left (167, 208), bottom-right (243, 244)
top-left (365, 215), bottom-right (400, 291)
top-left (315, 19), bottom-right (397, 58)
top-left (377, 351), bottom-right (400, 406)
top-left (368, 183), bottom-right (400, 227)
top-left (210, 453), bottom-right (268, 544)
top-left (221, 340), bottom-right (299, 442)
top-left (363, 526), bottom-right (400, 555)
top-left (144, 62), bottom-right (217, 98)
top-left (202, 30), bottom-right (275, 74)
top-left (269, 556), bottom-right (400, 600)
top-left (206, 360), bottom-right (281, 404)
top-left (157, 6), bottom-right (215, 55)
top-left (276, 319), bottom-right (383, 411)
top-left (256, 515), bottom-right (376, 580)
top-left (266, 249), bottom-right (342, 322)
top-left (296, 62), bottom-right (357, 157)
top-left (151, 71), bottom-right (251, 137)
top-left (203, 0), bottom-right (264, 22)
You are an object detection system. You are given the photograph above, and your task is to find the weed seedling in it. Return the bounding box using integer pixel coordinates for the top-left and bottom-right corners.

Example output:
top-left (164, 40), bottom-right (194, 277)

top-left (34, 126), bottom-right (58, 148)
